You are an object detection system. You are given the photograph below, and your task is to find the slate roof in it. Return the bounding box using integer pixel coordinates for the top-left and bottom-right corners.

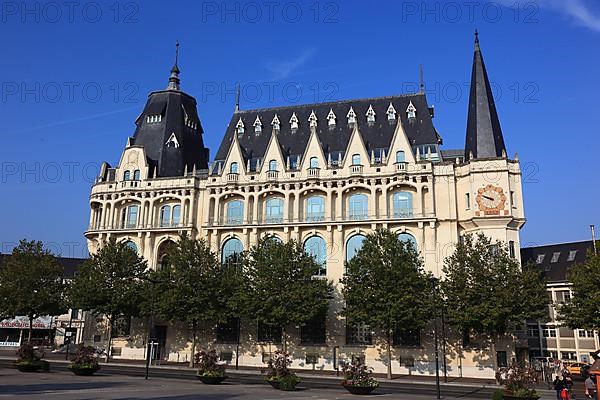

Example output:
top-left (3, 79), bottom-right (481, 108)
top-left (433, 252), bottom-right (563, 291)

top-left (0, 254), bottom-right (86, 279)
top-left (214, 93), bottom-right (441, 163)
top-left (520, 240), bottom-right (595, 283)
top-left (464, 32), bottom-right (507, 161)
top-left (441, 149), bottom-right (465, 162)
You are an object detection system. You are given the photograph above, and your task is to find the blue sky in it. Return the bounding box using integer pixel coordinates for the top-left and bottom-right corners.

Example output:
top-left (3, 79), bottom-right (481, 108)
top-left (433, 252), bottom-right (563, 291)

top-left (1, 0), bottom-right (599, 257)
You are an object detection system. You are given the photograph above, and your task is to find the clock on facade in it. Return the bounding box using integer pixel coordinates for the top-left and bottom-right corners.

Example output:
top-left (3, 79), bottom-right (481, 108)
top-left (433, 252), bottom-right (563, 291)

top-left (475, 184), bottom-right (507, 216)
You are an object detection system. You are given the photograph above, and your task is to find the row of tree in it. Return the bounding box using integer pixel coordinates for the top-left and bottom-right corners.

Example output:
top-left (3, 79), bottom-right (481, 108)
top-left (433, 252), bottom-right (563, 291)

top-left (3, 231), bottom-right (596, 377)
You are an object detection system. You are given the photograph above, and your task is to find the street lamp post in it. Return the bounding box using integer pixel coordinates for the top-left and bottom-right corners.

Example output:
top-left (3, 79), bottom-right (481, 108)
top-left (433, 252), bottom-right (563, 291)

top-left (430, 277), bottom-right (441, 400)
top-left (145, 278), bottom-right (158, 380)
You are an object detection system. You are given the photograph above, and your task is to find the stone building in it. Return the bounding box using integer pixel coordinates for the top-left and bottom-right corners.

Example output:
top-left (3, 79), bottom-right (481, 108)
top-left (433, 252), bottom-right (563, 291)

top-left (85, 34), bottom-right (525, 378)
top-left (521, 240), bottom-right (599, 364)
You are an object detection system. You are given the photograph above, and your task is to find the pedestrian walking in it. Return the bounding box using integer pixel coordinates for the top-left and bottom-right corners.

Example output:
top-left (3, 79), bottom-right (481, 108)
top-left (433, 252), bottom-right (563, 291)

top-left (585, 375), bottom-right (596, 399)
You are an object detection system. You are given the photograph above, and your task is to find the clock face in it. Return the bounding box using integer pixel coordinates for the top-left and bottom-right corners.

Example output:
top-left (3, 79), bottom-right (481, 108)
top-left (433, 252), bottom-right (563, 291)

top-left (476, 185), bottom-right (506, 215)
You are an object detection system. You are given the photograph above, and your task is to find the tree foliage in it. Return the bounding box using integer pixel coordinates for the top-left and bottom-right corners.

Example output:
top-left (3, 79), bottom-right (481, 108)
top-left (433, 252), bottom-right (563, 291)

top-left (340, 228), bottom-right (432, 378)
top-left (69, 238), bottom-right (147, 360)
top-left (558, 246), bottom-right (600, 331)
top-left (240, 237), bottom-right (332, 349)
top-left (0, 240), bottom-right (67, 341)
top-left (441, 233), bottom-right (547, 340)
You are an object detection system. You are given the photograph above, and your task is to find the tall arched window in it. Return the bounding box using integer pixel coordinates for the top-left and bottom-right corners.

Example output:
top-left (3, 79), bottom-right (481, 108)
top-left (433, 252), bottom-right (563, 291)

top-left (157, 240), bottom-right (176, 270)
top-left (345, 234), bottom-right (366, 262)
top-left (172, 205), bottom-right (181, 226)
top-left (123, 170), bottom-right (131, 181)
top-left (398, 232), bottom-right (417, 251)
top-left (269, 160), bottom-right (278, 171)
top-left (352, 154), bottom-right (361, 165)
top-left (159, 205), bottom-right (171, 227)
top-left (265, 198), bottom-right (284, 223)
top-left (122, 205), bottom-right (139, 228)
top-left (310, 157), bottom-right (319, 169)
top-left (348, 194), bottom-right (368, 220)
top-left (393, 192), bottom-right (413, 218)
top-left (230, 162), bottom-right (239, 174)
top-left (222, 237), bottom-right (243, 267)
top-left (305, 195), bottom-right (325, 222)
top-left (304, 236), bottom-right (327, 276)
top-left (133, 170), bottom-right (141, 181)
top-left (396, 151), bottom-right (405, 163)
top-left (226, 200), bottom-right (244, 225)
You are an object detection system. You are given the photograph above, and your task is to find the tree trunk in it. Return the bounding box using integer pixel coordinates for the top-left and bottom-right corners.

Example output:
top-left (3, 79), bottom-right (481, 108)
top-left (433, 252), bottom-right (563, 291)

top-left (28, 315), bottom-right (34, 343)
top-left (282, 326), bottom-right (287, 354)
top-left (491, 338), bottom-right (497, 374)
top-left (189, 321), bottom-right (197, 368)
top-left (386, 329), bottom-right (392, 379)
top-left (105, 317), bottom-right (113, 363)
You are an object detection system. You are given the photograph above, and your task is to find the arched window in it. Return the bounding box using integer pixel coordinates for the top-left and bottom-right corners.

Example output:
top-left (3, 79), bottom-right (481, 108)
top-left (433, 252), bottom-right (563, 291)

top-left (304, 236), bottom-right (327, 276)
top-left (264, 235), bottom-right (283, 245)
top-left (133, 170), bottom-right (141, 181)
top-left (268, 160), bottom-right (278, 171)
top-left (222, 237), bottom-right (243, 267)
top-left (157, 240), bottom-right (176, 270)
top-left (122, 205), bottom-right (139, 228)
top-left (310, 157), bottom-right (319, 169)
top-left (123, 170), bottom-right (131, 181)
top-left (124, 241), bottom-right (138, 253)
top-left (230, 162), bottom-right (239, 174)
top-left (398, 232), bottom-right (417, 251)
top-left (172, 205), bottom-right (181, 226)
top-left (393, 192), bottom-right (413, 218)
top-left (352, 154), bottom-right (361, 165)
top-left (348, 194), bottom-right (368, 220)
top-left (226, 200), bottom-right (244, 225)
top-left (159, 205), bottom-right (171, 227)
top-left (345, 234), bottom-right (366, 262)
top-left (265, 198), bottom-right (284, 223)
top-left (396, 151), bottom-right (405, 163)
top-left (305, 195), bottom-right (325, 222)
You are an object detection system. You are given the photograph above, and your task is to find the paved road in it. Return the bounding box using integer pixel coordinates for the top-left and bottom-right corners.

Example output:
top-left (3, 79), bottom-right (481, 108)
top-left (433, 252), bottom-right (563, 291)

top-left (0, 367), bottom-right (560, 400)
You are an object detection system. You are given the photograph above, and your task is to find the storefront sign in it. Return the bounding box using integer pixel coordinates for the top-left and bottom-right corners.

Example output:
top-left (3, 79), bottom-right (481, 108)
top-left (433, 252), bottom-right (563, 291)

top-left (0, 316), bottom-right (52, 329)
top-left (0, 341), bottom-right (20, 347)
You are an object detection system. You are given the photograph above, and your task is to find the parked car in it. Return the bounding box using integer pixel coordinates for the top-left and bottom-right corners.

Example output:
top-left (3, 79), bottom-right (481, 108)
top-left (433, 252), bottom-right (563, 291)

top-left (565, 361), bottom-right (590, 376)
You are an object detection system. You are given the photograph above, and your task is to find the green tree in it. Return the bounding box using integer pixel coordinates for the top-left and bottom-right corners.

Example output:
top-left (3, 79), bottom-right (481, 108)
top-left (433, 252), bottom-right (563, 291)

top-left (69, 238), bottom-right (147, 362)
top-left (240, 237), bottom-right (332, 352)
top-left (341, 229), bottom-right (432, 379)
top-left (441, 233), bottom-right (547, 369)
top-left (147, 234), bottom-right (242, 366)
top-left (558, 246), bottom-right (600, 330)
top-left (0, 240), bottom-right (67, 342)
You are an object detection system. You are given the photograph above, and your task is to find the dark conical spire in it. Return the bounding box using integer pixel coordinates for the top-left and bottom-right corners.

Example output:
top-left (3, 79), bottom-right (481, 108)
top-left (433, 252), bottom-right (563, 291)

top-left (167, 41), bottom-right (181, 90)
top-left (464, 31), bottom-right (506, 161)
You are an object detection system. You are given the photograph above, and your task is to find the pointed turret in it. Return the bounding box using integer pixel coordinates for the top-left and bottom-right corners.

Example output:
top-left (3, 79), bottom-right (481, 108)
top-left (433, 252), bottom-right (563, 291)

top-left (167, 41), bottom-right (181, 91)
top-left (464, 31), bottom-right (506, 161)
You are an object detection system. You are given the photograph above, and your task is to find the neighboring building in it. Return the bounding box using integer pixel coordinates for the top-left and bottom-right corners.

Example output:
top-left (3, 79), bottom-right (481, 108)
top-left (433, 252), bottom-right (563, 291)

top-left (84, 33), bottom-right (525, 378)
top-left (521, 240), bottom-right (598, 364)
top-left (0, 254), bottom-right (86, 348)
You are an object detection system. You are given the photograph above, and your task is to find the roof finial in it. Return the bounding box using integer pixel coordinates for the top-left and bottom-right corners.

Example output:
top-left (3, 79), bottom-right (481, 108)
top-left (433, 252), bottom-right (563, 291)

top-left (235, 82), bottom-right (240, 112)
top-left (167, 40), bottom-right (181, 90)
top-left (474, 29), bottom-right (480, 49)
top-left (419, 64), bottom-right (425, 94)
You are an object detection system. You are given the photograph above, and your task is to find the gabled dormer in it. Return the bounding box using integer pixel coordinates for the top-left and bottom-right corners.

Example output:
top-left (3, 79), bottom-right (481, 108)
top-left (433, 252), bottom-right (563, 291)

top-left (347, 107), bottom-right (357, 124)
top-left (365, 105), bottom-right (376, 123)
top-left (327, 108), bottom-right (336, 127)
top-left (271, 114), bottom-right (281, 131)
top-left (289, 112), bottom-right (299, 130)
top-left (117, 145), bottom-right (150, 184)
top-left (341, 124), bottom-right (370, 170)
top-left (222, 133), bottom-right (247, 181)
top-left (260, 130), bottom-right (287, 176)
top-left (387, 115), bottom-right (417, 169)
top-left (386, 102), bottom-right (397, 121)
top-left (300, 128), bottom-right (328, 172)
top-left (253, 115), bottom-right (262, 134)
top-left (235, 117), bottom-right (245, 135)
top-left (308, 110), bottom-right (318, 128)
top-left (406, 101), bottom-right (417, 119)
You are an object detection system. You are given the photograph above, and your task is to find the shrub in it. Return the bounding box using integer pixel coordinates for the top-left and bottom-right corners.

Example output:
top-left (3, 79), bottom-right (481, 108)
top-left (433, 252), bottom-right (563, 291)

top-left (70, 345), bottom-right (99, 369)
top-left (496, 362), bottom-right (540, 399)
top-left (195, 350), bottom-right (225, 377)
top-left (16, 343), bottom-right (43, 363)
top-left (341, 359), bottom-right (379, 388)
top-left (492, 389), bottom-right (504, 400)
top-left (264, 350), bottom-right (299, 388)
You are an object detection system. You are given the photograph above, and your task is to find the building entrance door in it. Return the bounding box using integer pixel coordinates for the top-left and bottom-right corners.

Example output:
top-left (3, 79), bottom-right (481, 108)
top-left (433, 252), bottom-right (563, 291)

top-left (154, 325), bottom-right (167, 361)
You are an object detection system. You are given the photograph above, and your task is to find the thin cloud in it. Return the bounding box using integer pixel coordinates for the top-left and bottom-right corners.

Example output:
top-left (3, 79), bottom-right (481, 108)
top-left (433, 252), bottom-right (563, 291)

top-left (499, 0), bottom-right (600, 32)
top-left (265, 48), bottom-right (316, 80)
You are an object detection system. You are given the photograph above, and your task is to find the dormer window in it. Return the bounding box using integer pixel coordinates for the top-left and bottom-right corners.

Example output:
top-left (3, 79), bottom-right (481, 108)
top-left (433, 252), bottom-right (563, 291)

top-left (230, 162), bottom-right (239, 174)
top-left (308, 110), bottom-right (318, 128)
top-left (327, 108), bottom-right (336, 127)
top-left (123, 170), bottom-right (131, 181)
top-left (268, 160), bottom-right (278, 172)
top-left (352, 154), bottom-right (361, 166)
top-left (165, 133), bottom-right (180, 148)
top-left (406, 101), bottom-right (417, 119)
top-left (253, 115), bottom-right (262, 134)
top-left (310, 157), bottom-right (319, 169)
top-left (271, 114), bottom-right (281, 131)
top-left (396, 150), bottom-right (405, 163)
top-left (386, 102), bottom-right (397, 121)
top-left (347, 107), bottom-right (356, 124)
top-left (365, 105), bottom-right (376, 123)
top-left (146, 114), bottom-right (162, 124)
top-left (289, 112), bottom-right (299, 130)
top-left (235, 117), bottom-right (245, 134)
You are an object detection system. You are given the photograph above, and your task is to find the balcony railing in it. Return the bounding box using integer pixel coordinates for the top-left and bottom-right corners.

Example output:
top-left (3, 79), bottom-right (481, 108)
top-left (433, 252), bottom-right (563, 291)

top-left (307, 167), bottom-right (320, 178)
top-left (227, 172), bottom-right (239, 182)
top-left (266, 170), bottom-right (279, 181)
top-left (120, 180), bottom-right (141, 188)
top-left (348, 211), bottom-right (369, 220)
top-left (350, 165), bottom-right (363, 175)
top-left (305, 213), bottom-right (325, 222)
top-left (265, 216), bottom-right (284, 224)
top-left (395, 162), bottom-right (408, 172)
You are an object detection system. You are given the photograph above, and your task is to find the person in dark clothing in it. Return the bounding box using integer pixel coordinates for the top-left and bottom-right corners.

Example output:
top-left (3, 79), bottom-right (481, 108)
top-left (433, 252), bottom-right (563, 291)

top-left (554, 376), bottom-right (568, 400)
